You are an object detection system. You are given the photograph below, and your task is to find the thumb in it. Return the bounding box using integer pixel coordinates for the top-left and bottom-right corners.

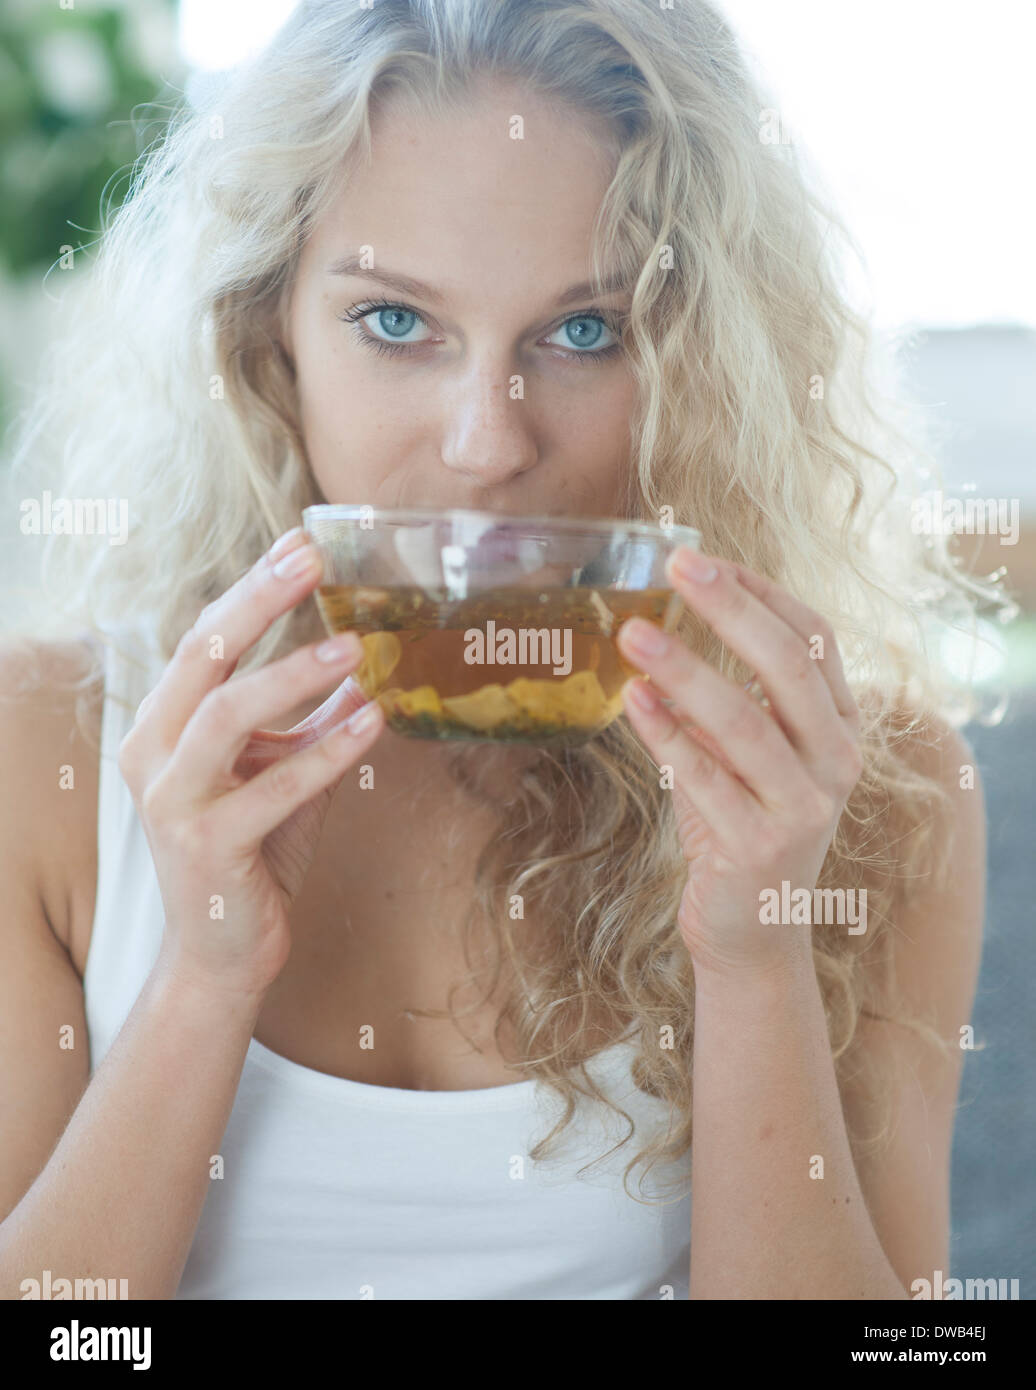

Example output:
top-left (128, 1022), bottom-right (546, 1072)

top-left (294, 674), bottom-right (372, 735)
top-left (240, 675), bottom-right (374, 772)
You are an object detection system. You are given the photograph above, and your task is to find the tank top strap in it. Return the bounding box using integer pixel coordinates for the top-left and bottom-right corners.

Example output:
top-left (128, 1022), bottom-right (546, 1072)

top-left (84, 620), bottom-right (170, 1074)
top-left (95, 621), bottom-right (167, 749)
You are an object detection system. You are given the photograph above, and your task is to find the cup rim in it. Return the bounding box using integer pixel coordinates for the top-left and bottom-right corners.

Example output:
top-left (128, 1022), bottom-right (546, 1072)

top-left (302, 504), bottom-right (701, 547)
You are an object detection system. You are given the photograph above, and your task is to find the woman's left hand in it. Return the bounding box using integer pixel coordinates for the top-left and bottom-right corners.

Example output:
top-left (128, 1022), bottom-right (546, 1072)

top-left (617, 547), bottom-right (864, 979)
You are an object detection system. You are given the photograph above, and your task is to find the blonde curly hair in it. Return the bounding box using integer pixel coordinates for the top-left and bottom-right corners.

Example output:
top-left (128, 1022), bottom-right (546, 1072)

top-left (3, 0), bottom-right (1013, 1203)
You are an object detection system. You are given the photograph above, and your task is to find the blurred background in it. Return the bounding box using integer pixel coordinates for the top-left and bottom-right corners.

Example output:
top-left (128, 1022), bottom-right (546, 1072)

top-left (0, 0), bottom-right (1032, 1291)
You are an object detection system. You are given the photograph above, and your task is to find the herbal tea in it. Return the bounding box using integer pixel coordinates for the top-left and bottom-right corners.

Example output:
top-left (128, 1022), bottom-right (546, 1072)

top-left (315, 583), bottom-right (682, 744)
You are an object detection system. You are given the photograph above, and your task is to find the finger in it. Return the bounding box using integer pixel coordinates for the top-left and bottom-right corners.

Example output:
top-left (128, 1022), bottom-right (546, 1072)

top-left (675, 711), bottom-right (773, 779)
top-left (616, 616), bottom-right (819, 815)
top-left (660, 550), bottom-right (848, 770)
top-left (722, 557), bottom-right (859, 724)
top-left (132, 526), bottom-right (322, 757)
top-left (160, 632), bottom-right (365, 804)
top-left (622, 676), bottom-right (769, 849)
top-left (206, 701), bottom-right (385, 852)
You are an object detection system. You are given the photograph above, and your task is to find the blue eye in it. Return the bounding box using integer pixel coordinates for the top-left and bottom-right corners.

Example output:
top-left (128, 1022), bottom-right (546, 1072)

top-left (358, 305), bottom-right (432, 345)
top-left (544, 315), bottom-right (617, 354)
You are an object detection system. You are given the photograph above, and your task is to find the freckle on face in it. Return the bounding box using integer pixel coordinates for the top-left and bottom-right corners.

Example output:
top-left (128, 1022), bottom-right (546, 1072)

top-left (284, 77), bottom-right (636, 518)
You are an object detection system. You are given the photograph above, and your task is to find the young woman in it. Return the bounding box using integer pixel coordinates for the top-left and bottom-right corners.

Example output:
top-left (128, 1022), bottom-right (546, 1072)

top-left (0, 0), bottom-right (1000, 1300)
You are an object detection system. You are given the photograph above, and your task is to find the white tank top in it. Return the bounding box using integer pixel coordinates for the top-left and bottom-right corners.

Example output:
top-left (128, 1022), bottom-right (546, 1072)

top-left (84, 622), bottom-right (692, 1299)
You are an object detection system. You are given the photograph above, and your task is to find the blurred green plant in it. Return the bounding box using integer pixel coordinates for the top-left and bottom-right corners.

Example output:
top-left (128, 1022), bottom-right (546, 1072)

top-left (0, 0), bottom-right (181, 277)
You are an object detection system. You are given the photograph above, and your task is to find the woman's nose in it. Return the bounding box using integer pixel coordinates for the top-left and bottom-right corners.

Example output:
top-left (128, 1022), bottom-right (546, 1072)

top-left (438, 366), bottom-right (539, 487)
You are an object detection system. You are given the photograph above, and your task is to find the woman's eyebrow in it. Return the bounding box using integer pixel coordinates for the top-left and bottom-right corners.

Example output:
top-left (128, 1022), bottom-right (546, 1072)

top-left (324, 254), bottom-right (631, 307)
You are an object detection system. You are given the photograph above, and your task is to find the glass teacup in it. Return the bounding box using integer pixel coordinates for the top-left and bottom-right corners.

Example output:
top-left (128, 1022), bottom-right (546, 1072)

top-left (303, 505), bottom-right (701, 746)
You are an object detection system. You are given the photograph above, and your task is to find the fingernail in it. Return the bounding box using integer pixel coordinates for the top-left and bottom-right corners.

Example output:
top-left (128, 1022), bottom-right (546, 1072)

top-left (273, 545), bottom-right (320, 580)
top-left (268, 526), bottom-right (305, 562)
top-left (316, 633), bottom-right (362, 663)
top-left (622, 617), bottom-right (668, 656)
top-left (346, 701), bottom-right (382, 734)
top-left (670, 548), bottom-right (718, 583)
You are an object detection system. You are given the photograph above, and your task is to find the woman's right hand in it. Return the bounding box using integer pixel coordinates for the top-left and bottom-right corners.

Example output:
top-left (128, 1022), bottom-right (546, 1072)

top-left (118, 526), bottom-right (384, 1002)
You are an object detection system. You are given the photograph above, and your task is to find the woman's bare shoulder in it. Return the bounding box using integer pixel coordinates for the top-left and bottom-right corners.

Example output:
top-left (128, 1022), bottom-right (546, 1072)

top-left (0, 636), bottom-right (104, 973)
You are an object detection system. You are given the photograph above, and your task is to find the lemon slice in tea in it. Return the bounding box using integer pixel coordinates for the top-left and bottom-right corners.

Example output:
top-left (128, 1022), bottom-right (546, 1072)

top-left (505, 678), bottom-right (567, 723)
top-left (507, 669), bottom-right (609, 728)
top-left (352, 632), bottom-right (403, 696)
top-left (555, 669), bottom-right (609, 725)
top-left (441, 683), bottom-right (521, 732)
top-left (389, 684), bottom-right (444, 719)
